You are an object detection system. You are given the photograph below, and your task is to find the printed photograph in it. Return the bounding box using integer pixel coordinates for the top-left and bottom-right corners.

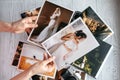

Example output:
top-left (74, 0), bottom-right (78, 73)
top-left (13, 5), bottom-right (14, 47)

top-left (17, 43), bottom-right (45, 70)
top-left (71, 7), bottom-right (113, 40)
top-left (28, 1), bottom-right (73, 46)
top-left (42, 18), bottom-right (99, 70)
top-left (12, 42), bottom-right (24, 67)
top-left (21, 7), bottom-right (41, 35)
top-left (18, 56), bottom-right (38, 70)
top-left (14, 42), bottom-right (56, 78)
top-left (72, 39), bottom-right (113, 78)
top-left (17, 42), bottom-right (56, 78)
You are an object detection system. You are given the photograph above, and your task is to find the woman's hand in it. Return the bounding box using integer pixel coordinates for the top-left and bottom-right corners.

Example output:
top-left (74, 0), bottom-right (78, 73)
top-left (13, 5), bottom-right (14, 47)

top-left (11, 16), bottom-right (38, 33)
top-left (10, 53), bottom-right (55, 80)
top-left (29, 53), bottom-right (55, 75)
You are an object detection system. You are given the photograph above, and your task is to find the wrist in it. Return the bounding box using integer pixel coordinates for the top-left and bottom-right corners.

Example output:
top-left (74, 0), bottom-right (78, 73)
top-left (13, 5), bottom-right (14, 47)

top-left (5, 22), bottom-right (15, 33)
top-left (28, 64), bottom-right (38, 76)
top-left (0, 21), bottom-right (13, 32)
top-left (26, 67), bottom-right (34, 77)
top-left (10, 22), bottom-right (17, 33)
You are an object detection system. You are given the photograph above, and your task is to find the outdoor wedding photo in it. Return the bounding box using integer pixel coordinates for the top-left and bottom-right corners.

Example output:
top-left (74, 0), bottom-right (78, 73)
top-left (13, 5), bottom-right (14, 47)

top-left (80, 7), bottom-right (113, 40)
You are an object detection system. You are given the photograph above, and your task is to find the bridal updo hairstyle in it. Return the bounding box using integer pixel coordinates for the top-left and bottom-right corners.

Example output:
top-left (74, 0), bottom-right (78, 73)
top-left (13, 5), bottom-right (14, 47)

top-left (75, 30), bottom-right (87, 39)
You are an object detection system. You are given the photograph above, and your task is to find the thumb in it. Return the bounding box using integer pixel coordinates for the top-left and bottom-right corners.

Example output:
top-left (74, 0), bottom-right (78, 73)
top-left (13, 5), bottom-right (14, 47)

top-left (26, 16), bottom-right (37, 23)
top-left (29, 16), bottom-right (37, 21)
top-left (44, 56), bottom-right (55, 65)
top-left (43, 53), bottom-right (49, 60)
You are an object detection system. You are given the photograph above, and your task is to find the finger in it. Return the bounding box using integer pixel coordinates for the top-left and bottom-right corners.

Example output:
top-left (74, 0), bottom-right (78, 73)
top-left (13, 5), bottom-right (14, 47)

top-left (25, 23), bottom-right (38, 28)
top-left (46, 53), bottom-right (51, 59)
top-left (44, 56), bottom-right (55, 65)
top-left (25, 28), bottom-right (32, 34)
top-left (28, 16), bottom-right (37, 22)
top-left (43, 53), bottom-right (48, 60)
top-left (23, 16), bottom-right (37, 23)
top-left (14, 30), bottom-right (24, 33)
top-left (48, 54), bottom-right (51, 58)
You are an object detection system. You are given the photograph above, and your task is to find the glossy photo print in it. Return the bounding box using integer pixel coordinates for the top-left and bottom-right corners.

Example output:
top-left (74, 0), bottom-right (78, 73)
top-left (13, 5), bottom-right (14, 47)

top-left (28, 1), bottom-right (73, 46)
top-left (42, 18), bottom-right (99, 70)
top-left (71, 7), bottom-right (113, 40)
top-left (12, 42), bottom-right (56, 79)
top-left (12, 42), bottom-right (24, 67)
top-left (73, 39), bottom-right (113, 78)
top-left (17, 43), bottom-right (45, 70)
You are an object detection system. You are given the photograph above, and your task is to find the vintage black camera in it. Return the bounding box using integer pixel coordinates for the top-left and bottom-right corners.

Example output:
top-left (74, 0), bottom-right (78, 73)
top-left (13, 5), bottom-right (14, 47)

top-left (32, 75), bottom-right (40, 80)
top-left (61, 68), bottom-right (77, 80)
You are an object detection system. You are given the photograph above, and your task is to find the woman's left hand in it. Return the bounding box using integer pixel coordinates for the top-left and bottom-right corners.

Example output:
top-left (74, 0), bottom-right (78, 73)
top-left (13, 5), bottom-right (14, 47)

top-left (11, 16), bottom-right (38, 33)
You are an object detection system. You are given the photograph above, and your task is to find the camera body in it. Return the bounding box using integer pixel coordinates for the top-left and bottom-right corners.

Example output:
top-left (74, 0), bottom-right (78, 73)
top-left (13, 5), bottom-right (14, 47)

top-left (61, 69), bottom-right (77, 80)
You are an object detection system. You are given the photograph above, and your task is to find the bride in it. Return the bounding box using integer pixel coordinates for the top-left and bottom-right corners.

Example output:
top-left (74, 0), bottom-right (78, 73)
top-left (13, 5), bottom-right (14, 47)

top-left (34, 8), bottom-right (61, 43)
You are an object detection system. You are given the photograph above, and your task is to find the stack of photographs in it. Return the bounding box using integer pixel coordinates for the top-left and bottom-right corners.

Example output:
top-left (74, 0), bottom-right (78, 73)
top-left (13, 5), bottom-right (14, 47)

top-left (11, 1), bottom-right (114, 80)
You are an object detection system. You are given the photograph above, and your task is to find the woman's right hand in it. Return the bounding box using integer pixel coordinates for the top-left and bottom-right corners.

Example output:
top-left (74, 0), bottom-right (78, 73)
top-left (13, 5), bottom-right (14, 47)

top-left (29, 53), bottom-right (56, 75)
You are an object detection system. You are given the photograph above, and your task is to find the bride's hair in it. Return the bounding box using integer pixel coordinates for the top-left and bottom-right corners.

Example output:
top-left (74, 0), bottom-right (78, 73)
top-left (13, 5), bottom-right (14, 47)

top-left (75, 30), bottom-right (87, 38)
